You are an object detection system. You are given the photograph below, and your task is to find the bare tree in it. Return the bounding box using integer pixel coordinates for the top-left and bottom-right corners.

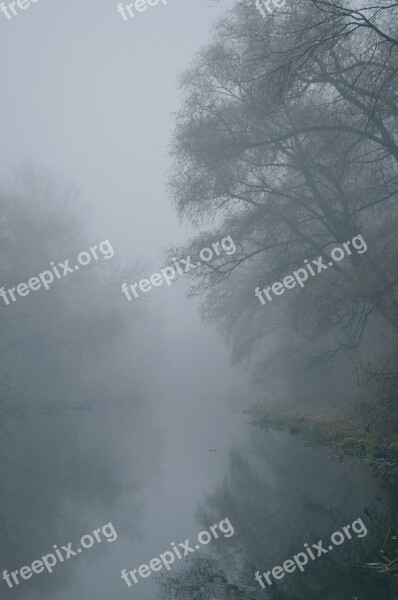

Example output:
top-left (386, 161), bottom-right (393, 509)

top-left (169, 0), bottom-right (398, 360)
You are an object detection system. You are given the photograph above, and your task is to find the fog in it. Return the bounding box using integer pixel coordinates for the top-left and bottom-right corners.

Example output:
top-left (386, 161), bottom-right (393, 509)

top-left (1, 1), bottom-right (398, 599)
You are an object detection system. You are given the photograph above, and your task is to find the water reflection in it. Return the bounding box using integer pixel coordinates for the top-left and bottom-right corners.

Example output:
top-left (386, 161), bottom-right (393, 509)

top-left (158, 555), bottom-right (258, 600)
top-left (156, 427), bottom-right (398, 600)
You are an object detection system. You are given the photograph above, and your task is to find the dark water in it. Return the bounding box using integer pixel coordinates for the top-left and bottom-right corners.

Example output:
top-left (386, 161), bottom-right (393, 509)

top-left (53, 400), bottom-right (398, 600)
top-left (143, 410), bottom-right (398, 600)
top-left (3, 397), bottom-right (398, 600)
top-left (2, 297), bottom-right (398, 600)
top-left (93, 400), bottom-right (398, 600)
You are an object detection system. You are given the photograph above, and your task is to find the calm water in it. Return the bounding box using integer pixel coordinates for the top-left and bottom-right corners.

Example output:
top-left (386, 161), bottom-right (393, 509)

top-left (3, 296), bottom-right (398, 600)
top-left (56, 395), bottom-right (398, 600)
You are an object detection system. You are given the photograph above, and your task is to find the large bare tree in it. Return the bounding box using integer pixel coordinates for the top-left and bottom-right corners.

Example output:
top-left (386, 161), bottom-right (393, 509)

top-left (169, 0), bottom-right (398, 360)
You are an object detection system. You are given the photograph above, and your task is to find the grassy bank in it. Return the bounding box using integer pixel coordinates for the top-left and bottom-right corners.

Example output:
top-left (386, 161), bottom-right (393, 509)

top-left (247, 401), bottom-right (398, 481)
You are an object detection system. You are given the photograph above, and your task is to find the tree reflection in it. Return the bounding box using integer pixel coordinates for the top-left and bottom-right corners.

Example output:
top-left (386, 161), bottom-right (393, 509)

top-left (157, 431), bottom-right (398, 600)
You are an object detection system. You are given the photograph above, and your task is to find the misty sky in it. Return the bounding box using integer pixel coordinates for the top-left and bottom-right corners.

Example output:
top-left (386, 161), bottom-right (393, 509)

top-left (0, 0), bottom-right (232, 264)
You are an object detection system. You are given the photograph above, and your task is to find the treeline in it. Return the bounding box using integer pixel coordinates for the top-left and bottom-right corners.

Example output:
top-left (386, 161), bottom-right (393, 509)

top-left (169, 0), bottom-right (398, 434)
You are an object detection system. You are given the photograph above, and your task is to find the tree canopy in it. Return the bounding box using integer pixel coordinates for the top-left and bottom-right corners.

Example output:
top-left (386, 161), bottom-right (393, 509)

top-left (169, 0), bottom-right (398, 367)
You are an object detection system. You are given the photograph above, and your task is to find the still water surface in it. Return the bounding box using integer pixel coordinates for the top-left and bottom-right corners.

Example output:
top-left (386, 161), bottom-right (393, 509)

top-left (10, 297), bottom-right (397, 600)
top-left (69, 391), bottom-right (398, 600)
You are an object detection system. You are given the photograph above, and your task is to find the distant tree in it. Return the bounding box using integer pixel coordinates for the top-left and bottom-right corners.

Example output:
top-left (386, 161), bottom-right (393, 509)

top-left (0, 166), bottom-right (160, 598)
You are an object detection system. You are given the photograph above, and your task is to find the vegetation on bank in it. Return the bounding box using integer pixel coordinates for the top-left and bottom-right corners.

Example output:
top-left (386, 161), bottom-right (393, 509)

top-left (247, 401), bottom-right (398, 481)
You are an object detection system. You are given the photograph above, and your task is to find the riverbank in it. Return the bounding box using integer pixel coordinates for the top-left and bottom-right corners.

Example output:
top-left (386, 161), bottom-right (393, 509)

top-left (247, 401), bottom-right (398, 481)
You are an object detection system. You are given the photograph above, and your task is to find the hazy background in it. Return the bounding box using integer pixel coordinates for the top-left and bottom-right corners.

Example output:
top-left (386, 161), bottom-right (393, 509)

top-left (0, 3), bottom-right (252, 599)
top-left (0, 0), bottom-right (232, 261)
top-left (1, 2), bottom-right (398, 600)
